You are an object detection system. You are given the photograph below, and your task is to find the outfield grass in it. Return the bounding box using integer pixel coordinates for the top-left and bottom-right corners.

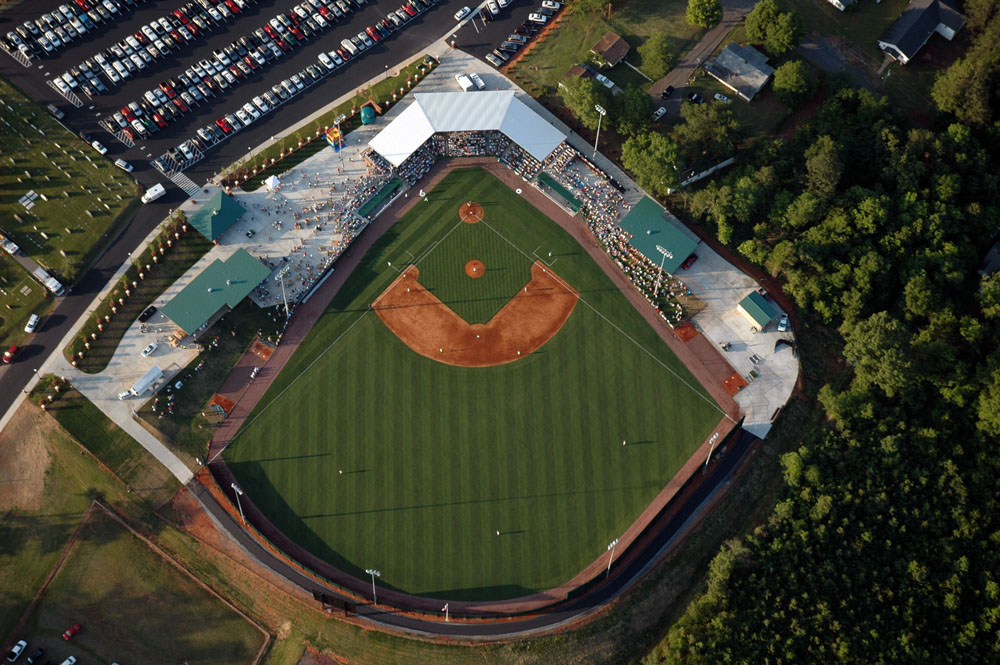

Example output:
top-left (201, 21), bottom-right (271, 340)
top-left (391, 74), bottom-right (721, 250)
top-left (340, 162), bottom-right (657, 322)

top-left (22, 510), bottom-right (265, 664)
top-left (227, 168), bottom-right (722, 600)
top-left (0, 78), bottom-right (139, 283)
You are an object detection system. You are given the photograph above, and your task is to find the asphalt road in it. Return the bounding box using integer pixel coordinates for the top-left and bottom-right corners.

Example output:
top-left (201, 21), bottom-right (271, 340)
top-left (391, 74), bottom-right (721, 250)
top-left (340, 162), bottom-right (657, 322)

top-left (198, 428), bottom-right (757, 637)
top-left (0, 0), bottom-right (468, 416)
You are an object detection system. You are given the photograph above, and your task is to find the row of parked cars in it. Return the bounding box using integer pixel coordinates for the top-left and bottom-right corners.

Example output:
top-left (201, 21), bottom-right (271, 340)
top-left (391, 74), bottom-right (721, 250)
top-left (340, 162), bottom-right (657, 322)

top-left (3, 0), bottom-right (147, 61)
top-left (483, 0), bottom-right (561, 68)
top-left (150, 0), bottom-right (444, 174)
top-left (53, 0), bottom-right (256, 99)
top-left (4, 626), bottom-right (83, 665)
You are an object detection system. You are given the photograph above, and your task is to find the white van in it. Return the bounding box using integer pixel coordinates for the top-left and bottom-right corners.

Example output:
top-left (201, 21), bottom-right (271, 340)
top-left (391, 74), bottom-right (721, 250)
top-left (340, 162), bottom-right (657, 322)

top-left (455, 73), bottom-right (474, 92)
top-left (141, 183), bottom-right (166, 203)
top-left (24, 314), bottom-right (40, 333)
top-left (341, 38), bottom-right (358, 56)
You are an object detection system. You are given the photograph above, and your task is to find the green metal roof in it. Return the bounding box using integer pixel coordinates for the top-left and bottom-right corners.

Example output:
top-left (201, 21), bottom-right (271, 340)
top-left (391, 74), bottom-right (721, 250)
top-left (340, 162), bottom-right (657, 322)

top-left (738, 291), bottom-right (779, 328)
top-left (619, 197), bottom-right (698, 274)
top-left (161, 249), bottom-right (269, 333)
top-left (188, 191), bottom-right (246, 241)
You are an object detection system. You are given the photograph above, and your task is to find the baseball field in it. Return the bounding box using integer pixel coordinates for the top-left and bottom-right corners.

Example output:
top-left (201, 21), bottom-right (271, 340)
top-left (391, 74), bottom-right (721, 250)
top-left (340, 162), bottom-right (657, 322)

top-left (226, 167), bottom-right (722, 601)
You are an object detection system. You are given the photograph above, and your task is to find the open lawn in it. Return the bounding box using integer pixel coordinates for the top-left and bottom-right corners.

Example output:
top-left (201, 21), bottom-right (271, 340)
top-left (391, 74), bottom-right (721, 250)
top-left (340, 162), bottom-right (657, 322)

top-left (32, 383), bottom-right (179, 507)
top-left (20, 509), bottom-right (265, 665)
top-left (0, 255), bottom-right (49, 349)
top-left (781, 0), bottom-right (911, 62)
top-left (227, 167), bottom-right (722, 600)
top-left (0, 78), bottom-right (139, 283)
top-left (514, 0), bottom-right (704, 94)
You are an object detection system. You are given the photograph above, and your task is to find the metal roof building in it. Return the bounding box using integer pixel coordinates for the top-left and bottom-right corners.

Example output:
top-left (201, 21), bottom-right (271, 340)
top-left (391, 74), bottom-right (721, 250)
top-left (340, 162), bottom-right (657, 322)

top-left (160, 248), bottom-right (270, 334)
top-left (367, 91), bottom-right (566, 167)
top-left (705, 44), bottom-right (775, 102)
top-left (188, 191), bottom-right (247, 241)
top-left (737, 291), bottom-right (779, 330)
top-left (618, 197), bottom-right (698, 274)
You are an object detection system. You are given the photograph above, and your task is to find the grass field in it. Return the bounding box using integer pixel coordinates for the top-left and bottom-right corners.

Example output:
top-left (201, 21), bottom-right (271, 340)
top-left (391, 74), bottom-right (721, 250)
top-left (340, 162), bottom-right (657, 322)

top-left (20, 509), bottom-right (265, 664)
top-left (0, 255), bottom-right (49, 349)
top-left (226, 168), bottom-right (722, 600)
top-left (0, 78), bottom-right (139, 283)
top-left (513, 0), bottom-right (703, 95)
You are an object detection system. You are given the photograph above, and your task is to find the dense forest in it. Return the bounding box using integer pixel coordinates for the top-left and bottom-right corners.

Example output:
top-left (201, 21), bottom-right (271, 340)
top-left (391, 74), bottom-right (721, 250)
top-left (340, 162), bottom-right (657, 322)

top-left (643, 11), bottom-right (1000, 665)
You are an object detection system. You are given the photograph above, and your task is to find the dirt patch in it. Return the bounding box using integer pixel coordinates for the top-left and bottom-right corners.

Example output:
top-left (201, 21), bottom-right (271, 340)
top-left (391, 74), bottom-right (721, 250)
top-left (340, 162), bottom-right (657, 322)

top-left (723, 371), bottom-right (748, 395)
top-left (0, 403), bottom-right (55, 511)
top-left (250, 338), bottom-right (276, 362)
top-left (464, 259), bottom-right (485, 278)
top-left (297, 645), bottom-right (347, 665)
top-left (675, 322), bottom-right (699, 342)
top-left (459, 200), bottom-right (483, 224)
top-left (373, 261), bottom-right (578, 368)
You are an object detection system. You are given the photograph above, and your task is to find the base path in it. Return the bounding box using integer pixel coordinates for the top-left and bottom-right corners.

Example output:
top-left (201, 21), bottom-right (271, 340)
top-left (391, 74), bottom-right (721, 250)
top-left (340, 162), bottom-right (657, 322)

top-left (373, 262), bottom-right (578, 367)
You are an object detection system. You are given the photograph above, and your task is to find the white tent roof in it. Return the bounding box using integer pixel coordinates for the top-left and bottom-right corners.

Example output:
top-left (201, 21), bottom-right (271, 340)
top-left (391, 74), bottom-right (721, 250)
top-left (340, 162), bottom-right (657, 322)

top-left (264, 174), bottom-right (280, 190)
top-left (368, 91), bottom-right (565, 167)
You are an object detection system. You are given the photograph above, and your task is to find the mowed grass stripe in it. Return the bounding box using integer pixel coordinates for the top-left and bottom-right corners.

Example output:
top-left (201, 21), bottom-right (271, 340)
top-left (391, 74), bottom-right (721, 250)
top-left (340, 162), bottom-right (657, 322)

top-left (229, 168), bottom-right (721, 599)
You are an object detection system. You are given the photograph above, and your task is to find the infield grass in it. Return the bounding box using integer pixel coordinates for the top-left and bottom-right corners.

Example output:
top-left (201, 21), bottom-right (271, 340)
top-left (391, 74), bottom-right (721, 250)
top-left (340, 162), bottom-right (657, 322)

top-left (227, 168), bottom-right (722, 601)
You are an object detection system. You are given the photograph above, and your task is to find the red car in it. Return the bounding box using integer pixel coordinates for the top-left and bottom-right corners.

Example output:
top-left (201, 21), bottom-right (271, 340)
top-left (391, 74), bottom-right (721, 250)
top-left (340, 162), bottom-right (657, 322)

top-left (169, 29), bottom-right (183, 44)
top-left (74, 0), bottom-right (92, 10)
top-left (171, 97), bottom-right (189, 113)
top-left (680, 253), bottom-right (699, 270)
top-left (151, 113), bottom-right (167, 128)
top-left (243, 54), bottom-right (258, 69)
top-left (336, 47), bottom-right (350, 61)
top-left (289, 25), bottom-right (304, 39)
top-left (380, 17), bottom-right (394, 32)
top-left (120, 105), bottom-right (135, 121)
top-left (275, 39), bottom-right (290, 52)
top-left (263, 23), bottom-right (278, 39)
top-left (62, 623), bottom-right (81, 640)
top-left (159, 82), bottom-right (176, 98)
top-left (401, 3), bottom-right (417, 16)
top-left (225, 0), bottom-right (240, 14)
top-left (317, 5), bottom-right (330, 16)
top-left (366, 25), bottom-right (381, 41)
top-left (215, 117), bottom-right (232, 133)
top-left (3, 345), bottom-right (16, 364)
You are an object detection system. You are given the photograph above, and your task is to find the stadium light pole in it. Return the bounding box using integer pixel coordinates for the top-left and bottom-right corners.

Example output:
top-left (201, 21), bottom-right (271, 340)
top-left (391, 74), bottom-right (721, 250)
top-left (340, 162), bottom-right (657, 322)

top-left (653, 244), bottom-right (673, 305)
top-left (276, 264), bottom-right (291, 320)
top-left (606, 538), bottom-right (619, 578)
top-left (365, 568), bottom-right (382, 605)
top-left (231, 483), bottom-right (245, 525)
top-left (592, 104), bottom-right (607, 159)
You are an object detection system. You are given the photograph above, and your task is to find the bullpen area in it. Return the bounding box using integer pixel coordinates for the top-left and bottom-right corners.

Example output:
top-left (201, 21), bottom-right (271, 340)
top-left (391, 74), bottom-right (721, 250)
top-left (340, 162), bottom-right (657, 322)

top-left (224, 167), bottom-right (723, 601)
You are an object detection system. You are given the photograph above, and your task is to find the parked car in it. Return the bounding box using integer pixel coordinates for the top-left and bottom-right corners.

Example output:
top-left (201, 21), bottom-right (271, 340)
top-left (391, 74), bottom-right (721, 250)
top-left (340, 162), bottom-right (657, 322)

top-left (652, 106), bottom-right (666, 122)
top-left (680, 253), bottom-right (698, 269)
top-left (777, 313), bottom-right (789, 332)
top-left (3, 345), bottom-right (17, 364)
top-left (660, 85), bottom-right (674, 98)
top-left (138, 305), bottom-right (157, 322)
top-left (141, 342), bottom-right (158, 357)
top-left (62, 623), bottom-right (82, 640)
top-left (687, 92), bottom-right (704, 104)
top-left (5, 641), bottom-right (27, 662)
top-left (714, 92), bottom-right (730, 103)
top-left (453, 5), bottom-right (470, 20)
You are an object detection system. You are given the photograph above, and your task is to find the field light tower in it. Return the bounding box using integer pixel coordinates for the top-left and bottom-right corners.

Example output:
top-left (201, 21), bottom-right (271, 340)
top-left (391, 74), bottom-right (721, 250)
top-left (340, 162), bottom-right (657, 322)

top-left (593, 104), bottom-right (607, 159)
top-left (606, 538), bottom-right (620, 578)
top-left (653, 245), bottom-right (674, 304)
top-left (276, 265), bottom-right (291, 320)
top-left (231, 483), bottom-right (245, 525)
top-left (366, 568), bottom-right (382, 605)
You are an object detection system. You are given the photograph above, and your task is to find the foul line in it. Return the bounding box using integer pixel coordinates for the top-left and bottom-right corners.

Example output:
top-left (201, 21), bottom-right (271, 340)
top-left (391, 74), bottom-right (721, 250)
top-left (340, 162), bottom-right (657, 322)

top-left (231, 218), bottom-right (465, 445)
top-left (480, 219), bottom-right (731, 421)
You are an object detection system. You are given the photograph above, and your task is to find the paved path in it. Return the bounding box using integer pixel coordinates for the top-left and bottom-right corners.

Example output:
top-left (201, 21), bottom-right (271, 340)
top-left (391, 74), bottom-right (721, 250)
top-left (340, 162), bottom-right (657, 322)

top-left (648, 0), bottom-right (759, 118)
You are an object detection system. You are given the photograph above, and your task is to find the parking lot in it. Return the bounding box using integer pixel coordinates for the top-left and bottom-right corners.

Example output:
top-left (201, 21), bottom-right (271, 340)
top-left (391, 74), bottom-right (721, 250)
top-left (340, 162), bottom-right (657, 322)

top-left (0, 0), bottom-right (471, 190)
top-left (450, 0), bottom-right (555, 68)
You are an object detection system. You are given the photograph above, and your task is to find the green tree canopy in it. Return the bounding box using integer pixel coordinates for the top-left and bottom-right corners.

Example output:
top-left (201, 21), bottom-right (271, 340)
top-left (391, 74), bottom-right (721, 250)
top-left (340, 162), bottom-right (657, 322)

top-left (621, 132), bottom-right (681, 197)
top-left (745, 0), bottom-right (801, 55)
top-left (771, 59), bottom-right (814, 108)
top-left (671, 102), bottom-right (740, 162)
top-left (686, 0), bottom-right (721, 28)
top-left (638, 33), bottom-right (673, 80)
top-left (560, 77), bottom-right (612, 131)
top-left (804, 135), bottom-right (843, 199)
top-left (614, 85), bottom-right (652, 136)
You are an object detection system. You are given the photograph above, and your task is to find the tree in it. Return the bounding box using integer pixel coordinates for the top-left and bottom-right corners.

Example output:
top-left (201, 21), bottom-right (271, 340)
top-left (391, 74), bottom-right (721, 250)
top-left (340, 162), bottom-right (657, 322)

top-left (671, 102), bottom-right (740, 161)
top-left (931, 55), bottom-right (998, 127)
top-left (842, 311), bottom-right (913, 397)
top-left (621, 132), bottom-right (681, 197)
top-left (560, 77), bottom-right (611, 131)
top-left (614, 85), bottom-right (652, 136)
top-left (804, 135), bottom-right (843, 199)
top-left (686, 0), bottom-right (721, 28)
top-left (744, 0), bottom-right (801, 55)
top-left (638, 33), bottom-right (673, 80)
top-left (771, 60), bottom-right (814, 108)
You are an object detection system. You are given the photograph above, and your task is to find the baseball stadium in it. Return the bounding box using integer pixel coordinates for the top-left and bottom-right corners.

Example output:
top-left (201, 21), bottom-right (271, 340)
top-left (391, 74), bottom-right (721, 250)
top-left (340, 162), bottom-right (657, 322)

top-left (209, 93), bottom-right (744, 615)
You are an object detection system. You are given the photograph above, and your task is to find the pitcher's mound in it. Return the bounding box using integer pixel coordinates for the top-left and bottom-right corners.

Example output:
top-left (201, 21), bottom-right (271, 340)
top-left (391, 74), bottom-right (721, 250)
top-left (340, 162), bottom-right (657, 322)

top-left (460, 201), bottom-right (483, 224)
top-left (465, 260), bottom-right (485, 278)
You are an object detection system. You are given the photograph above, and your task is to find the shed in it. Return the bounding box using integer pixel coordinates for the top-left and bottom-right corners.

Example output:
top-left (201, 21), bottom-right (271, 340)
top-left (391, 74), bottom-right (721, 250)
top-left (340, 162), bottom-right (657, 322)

top-left (619, 197), bottom-right (698, 274)
top-left (737, 291), bottom-right (779, 330)
top-left (160, 248), bottom-right (270, 335)
top-left (188, 191), bottom-right (246, 242)
top-left (704, 44), bottom-right (775, 102)
top-left (590, 31), bottom-right (630, 68)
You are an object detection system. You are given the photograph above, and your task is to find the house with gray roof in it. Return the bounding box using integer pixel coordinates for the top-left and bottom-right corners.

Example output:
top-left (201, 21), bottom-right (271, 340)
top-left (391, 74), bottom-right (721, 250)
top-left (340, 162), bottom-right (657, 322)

top-left (704, 44), bottom-right (775, 102)
top-left (877, 0), bottom-right (965, 65)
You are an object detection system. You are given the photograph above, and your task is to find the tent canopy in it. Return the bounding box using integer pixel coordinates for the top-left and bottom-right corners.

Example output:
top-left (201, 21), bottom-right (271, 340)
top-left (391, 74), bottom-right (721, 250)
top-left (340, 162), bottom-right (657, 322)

top-left (368, 91), bottom-right (566, 167)
top-left (264, 174), bottom-right (280, 190)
